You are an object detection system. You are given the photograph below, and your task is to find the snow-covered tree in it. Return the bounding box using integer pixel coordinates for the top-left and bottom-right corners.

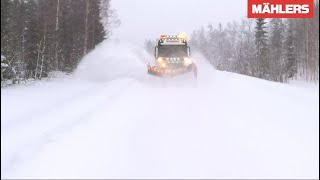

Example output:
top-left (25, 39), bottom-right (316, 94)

top-left (239, 18), bottom-right (256, 76)
top-left (189, 1), bottom-right (319, 83)
top-left (1, 0), bottom-right (117, 86)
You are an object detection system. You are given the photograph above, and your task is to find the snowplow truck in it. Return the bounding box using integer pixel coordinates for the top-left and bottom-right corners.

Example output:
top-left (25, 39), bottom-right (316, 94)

top-left (147, 34), bottom-right (197, 78)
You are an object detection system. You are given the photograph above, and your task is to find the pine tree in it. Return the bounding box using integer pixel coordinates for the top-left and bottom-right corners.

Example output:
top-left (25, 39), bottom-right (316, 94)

top-left (23, 0), bottom-right (42, 79)
top-left (3, 0), bottom-right (25, 83)
top-left (254, 18), bottom-right (269, 79)
top-left (285, 20), bottom-right (297, 79)
top-left (269, 18), bottom-right (285, 82)
top-left (1, 0), bottom-right (10, 53)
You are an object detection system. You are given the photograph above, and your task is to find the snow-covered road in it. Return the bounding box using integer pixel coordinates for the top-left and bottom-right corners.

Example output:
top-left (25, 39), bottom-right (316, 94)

top-left (1, 40), bottom-right (319, 178)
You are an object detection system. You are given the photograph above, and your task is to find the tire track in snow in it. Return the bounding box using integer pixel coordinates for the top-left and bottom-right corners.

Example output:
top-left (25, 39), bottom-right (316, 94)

top-left (3, 82), bottom-right (101, 129)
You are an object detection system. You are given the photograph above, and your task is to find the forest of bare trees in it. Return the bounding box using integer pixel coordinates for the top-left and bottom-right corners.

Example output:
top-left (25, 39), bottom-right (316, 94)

top-left (1, 0), bottom-right (118, 86)
top-left (188, 1), bottom-right (319, 83)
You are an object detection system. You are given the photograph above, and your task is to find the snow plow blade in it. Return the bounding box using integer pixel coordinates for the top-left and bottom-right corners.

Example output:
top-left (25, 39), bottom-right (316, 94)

top-left (147, 63), bottom-right (197, 78)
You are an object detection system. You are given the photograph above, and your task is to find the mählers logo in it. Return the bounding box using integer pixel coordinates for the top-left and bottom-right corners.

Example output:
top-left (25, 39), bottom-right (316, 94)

top-left (248, 0), bottom-right (314, 18)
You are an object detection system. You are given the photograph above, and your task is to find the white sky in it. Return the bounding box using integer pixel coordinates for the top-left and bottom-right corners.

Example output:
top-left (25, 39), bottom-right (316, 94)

top-left (111, 0), bottom-right (248, 44)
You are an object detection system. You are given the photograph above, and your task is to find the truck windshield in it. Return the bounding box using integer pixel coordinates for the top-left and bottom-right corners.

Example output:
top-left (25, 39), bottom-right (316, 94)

top-left (158, 45), bottom-right (188, 57)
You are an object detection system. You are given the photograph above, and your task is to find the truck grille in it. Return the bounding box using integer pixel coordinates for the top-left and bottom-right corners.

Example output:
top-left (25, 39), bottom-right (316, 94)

top-left (165, 58), bottom-right (184, 69)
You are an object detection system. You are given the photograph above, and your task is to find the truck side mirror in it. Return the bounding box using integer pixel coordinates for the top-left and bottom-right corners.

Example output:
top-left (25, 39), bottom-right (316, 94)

top-left (188, 46), bottom-right (191, 57)
top-left (154, 46), bottom-right (158, 58)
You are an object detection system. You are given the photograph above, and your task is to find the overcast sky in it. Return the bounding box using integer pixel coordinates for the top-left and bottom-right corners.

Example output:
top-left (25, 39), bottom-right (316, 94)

top-left (111, 0), bottom-right (248, 44)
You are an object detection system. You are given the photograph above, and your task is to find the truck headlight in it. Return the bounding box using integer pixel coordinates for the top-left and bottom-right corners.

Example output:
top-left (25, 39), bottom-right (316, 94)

top-left (157, 57), bottom-right (163, 63)
top-left (160, 62), bottom-right (166, 68)
top-left (184, 57), bottom-right (192, 66)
